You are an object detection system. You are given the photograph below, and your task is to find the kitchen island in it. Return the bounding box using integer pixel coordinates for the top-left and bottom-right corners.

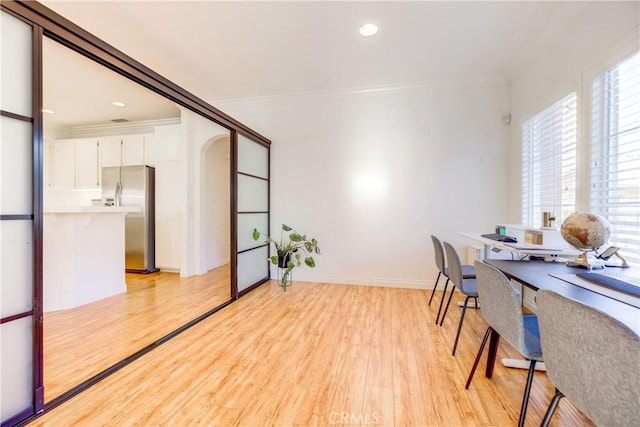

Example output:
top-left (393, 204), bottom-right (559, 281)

top-left (44, 206), bottom-right (140, 312)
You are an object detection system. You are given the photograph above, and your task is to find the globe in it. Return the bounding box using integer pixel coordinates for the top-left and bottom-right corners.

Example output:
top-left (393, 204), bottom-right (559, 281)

top-left (561, 212), bottom-right (611, 252)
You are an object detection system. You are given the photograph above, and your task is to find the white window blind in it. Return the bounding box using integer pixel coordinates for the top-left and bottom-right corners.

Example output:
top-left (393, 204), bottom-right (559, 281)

top-left (522, 93), bottom-right (578, 228)
top-left (590, 51), bottom-right (640, 268)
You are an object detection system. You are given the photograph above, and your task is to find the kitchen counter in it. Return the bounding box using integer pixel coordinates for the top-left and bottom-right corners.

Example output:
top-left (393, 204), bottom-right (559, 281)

top-left (44, 206), bottom-right (139, 312)
top-left (44, 206), bottom-right (140, 214)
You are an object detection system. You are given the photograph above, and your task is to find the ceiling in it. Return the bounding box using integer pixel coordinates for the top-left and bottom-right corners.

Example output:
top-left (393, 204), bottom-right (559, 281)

top-left (43, 37), bottom-right (180, 129)
top-left (40, 0), bottom-right (593, 126)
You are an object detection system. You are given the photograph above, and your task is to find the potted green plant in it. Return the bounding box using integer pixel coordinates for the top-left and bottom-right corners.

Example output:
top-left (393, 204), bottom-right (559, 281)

top-left (252, 224), bottom-right (321, 291)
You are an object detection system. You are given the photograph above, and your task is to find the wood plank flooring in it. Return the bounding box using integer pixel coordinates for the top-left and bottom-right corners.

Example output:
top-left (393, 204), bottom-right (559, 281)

top-left (43, 266), bottom-right (230, 402)
top-left (34, 280), bottom-right (593, 426)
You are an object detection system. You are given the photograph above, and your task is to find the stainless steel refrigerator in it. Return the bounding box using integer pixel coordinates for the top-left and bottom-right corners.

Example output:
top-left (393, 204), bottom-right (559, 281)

top-left (102, 165), bottom-right (158, 273)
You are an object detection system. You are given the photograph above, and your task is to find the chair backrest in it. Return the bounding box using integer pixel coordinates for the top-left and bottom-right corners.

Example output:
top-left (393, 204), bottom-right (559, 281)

top-left (536, 290), bottom-right (640, 426)
top-left (473, 260), bottom-right (527, 352)
top-left (443, 242), bottom-right (463, 288)
top-left (431, 235), bottom-right (445, 273)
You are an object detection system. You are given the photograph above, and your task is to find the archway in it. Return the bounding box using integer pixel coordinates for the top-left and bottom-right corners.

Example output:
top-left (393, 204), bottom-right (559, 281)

top-left (203, 135), bottom-right (231, 271)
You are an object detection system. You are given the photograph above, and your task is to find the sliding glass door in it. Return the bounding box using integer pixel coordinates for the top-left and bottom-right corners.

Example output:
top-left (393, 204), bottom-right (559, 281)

top-left (1, 9), bottom-right (44, 424)
top-left (234, 132), bottom-right (270, 296)
top-left (1, 2), bottom-right (271, 424)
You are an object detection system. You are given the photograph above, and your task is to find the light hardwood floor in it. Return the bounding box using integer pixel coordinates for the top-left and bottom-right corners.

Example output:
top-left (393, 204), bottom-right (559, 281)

top-left (43, 266), bottom-right (231, 402)
top-left (34, 280), bottom-right (593, 426)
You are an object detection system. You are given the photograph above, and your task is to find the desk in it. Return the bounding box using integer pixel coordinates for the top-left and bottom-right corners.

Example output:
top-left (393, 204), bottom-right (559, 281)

top-left (460, 232), bottom-right (580, 260)
top-left (482, 260), bottom-right (640, 378)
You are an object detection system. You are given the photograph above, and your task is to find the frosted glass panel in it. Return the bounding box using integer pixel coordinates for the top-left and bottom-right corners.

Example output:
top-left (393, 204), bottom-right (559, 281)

top-left (238, 213), bottom-right (268, 252)
top-left (1, 11), bottom-right (32, 116)
top-left (237, 246), bottom-right (269, 292)
top-left (238, 174), bottom-right (268, 212)
top-left (238, 135), bottom-right (268, 179)
top-left (1, 117), bottom-right (33, 215)
top-left (1, 317), bottom-right (33, 421)
top-left (0, 220), bottom-right (33, 318)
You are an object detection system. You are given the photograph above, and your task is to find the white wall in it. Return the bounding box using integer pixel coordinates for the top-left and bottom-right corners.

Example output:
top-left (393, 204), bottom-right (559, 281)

top-left (179, 108), bottom-right (230, 277)
top-left (204, 136), bottom-right (230, 270)
top-left (155, 123), bottom-right (182, 271)
top-left (217, 82), bottom-right (510, 288)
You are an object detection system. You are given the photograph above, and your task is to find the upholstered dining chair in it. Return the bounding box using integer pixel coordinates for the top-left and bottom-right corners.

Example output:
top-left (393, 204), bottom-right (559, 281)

top-left (465, 260), bottom-right (543, 427)
top-left (536, 289), bottom-right (640, 427)
top-left (442, 242), bottom-right (478, 355)
top-left (430, 235), bottom-right (475, 326)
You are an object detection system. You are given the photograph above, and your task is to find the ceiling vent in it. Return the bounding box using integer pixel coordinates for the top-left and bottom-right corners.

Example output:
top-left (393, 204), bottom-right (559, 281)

top-left (111, 118), bottom-right (129, 123)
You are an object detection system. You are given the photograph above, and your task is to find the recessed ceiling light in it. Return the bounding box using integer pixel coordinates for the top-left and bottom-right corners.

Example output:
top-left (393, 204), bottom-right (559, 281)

top-left (112, 101), bottom-right (127, 107)
top-left (42, 109), bottom-right (55, 115)
top-left (359, 24), bottom-right (378, 37)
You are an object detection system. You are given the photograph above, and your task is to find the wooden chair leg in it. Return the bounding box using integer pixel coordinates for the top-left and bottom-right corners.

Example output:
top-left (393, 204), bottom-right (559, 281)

top-left (465, 326), bottom-right (492, 389)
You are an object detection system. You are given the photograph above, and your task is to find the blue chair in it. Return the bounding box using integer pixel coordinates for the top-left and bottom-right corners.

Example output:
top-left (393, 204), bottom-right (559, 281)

top-left (442, 242), bottom-right (478, 355)
top-left (536, 290), bottom-right (640, 427)
top-left (465, 261), bottom-right (543, 427)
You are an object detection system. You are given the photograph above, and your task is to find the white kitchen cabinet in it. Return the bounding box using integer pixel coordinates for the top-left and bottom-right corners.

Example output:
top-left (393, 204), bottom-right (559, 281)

top-left (48, 133), bottom-right (155, 191)
top-left (99, 136), bottom-right (122, 168)
top-left (144, 134), bottom-right (156, 166)
top-left (75, 138), bottom-right (100, 189)
top-left (52, 140), bottom-right (75, 189)
top-left (122, 134), bottom-right (145, 166)
top-left (98, 134), bottom-right (152, 167)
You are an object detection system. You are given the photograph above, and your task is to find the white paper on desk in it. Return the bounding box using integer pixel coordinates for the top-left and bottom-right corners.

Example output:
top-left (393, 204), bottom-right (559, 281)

top-left (549, 274), bottom-right (640, 309)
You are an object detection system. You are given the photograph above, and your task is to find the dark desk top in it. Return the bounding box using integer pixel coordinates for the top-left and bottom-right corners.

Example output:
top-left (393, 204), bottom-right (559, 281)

top-left (486, 259), bottom-right (640, 335)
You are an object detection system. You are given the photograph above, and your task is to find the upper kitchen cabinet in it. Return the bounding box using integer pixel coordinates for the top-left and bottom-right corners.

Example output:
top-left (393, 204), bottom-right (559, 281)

top-left (51, 139), bottom-right (76, 190)
top-left (99, 136), bottom-right (122, 168)
top-left (50, 138), bottom-right (99, 190)
top-left (99, 133), bottom-right (155, 167)
top-left (122, 134), bottom-right (144, 166)
top-left (75, 138), bottom-right (100, 189)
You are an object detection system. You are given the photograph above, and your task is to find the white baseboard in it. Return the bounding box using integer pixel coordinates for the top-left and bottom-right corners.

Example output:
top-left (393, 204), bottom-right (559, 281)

top-left (279, 272), bottom-right (435, 290)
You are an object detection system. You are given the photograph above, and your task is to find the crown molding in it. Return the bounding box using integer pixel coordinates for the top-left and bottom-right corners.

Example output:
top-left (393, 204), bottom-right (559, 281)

top-left (69, 117), bottom-right (180, 138)
top-left (213, 76), bottom-right (510, 108)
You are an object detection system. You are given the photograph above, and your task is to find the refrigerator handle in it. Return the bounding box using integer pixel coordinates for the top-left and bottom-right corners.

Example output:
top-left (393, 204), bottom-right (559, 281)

top-left (115, 181), bottom-right (122, 207)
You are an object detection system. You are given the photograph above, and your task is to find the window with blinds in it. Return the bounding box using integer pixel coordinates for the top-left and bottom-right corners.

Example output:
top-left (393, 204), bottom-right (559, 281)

top-left (522, 93), bottom-right (578, 228)
top-left (590, 51), bottom-right (640, 268)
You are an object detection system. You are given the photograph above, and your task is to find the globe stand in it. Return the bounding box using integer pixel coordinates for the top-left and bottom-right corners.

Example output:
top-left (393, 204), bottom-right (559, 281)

top-left (566, 251), bottom-right (605, 270)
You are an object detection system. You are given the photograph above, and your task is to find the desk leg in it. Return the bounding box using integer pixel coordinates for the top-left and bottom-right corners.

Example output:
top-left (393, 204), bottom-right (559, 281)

top-left (485, 329), bottom-right (500, 378)
top-left (483, 243), bottom-right (491, 260)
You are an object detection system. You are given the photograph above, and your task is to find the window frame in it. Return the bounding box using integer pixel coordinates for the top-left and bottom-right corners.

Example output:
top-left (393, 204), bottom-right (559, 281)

top-left (587, 50), bottom-right (640, 267)
top-left (521, 92), bottom-right (578, 228)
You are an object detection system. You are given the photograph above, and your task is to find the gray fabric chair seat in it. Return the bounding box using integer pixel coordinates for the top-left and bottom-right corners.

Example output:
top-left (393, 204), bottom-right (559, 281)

top-left (443, 265), bottom-right (476, 279)
top-left (458, 278), bottom-right (477, 296)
